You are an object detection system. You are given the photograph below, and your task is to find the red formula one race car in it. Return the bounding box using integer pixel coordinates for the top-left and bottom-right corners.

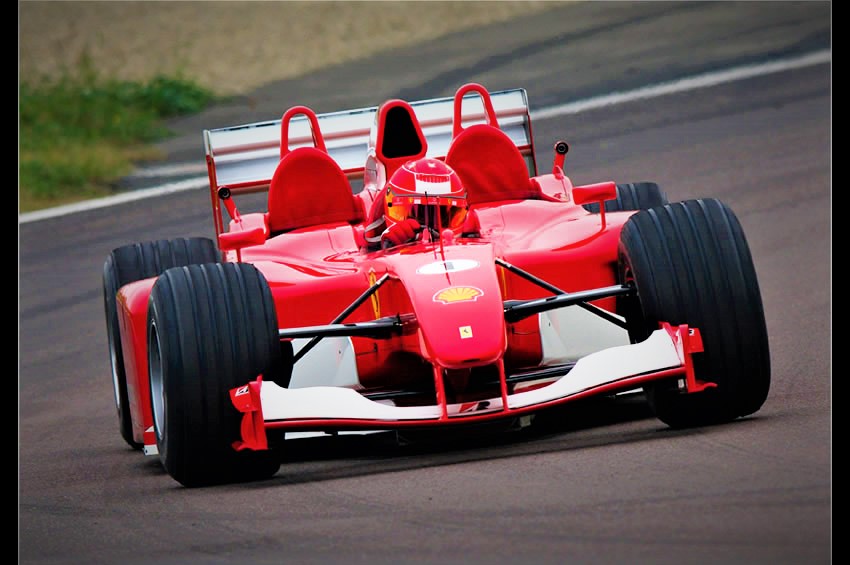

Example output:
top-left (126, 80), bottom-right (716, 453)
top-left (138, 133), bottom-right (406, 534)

top-left (103, 83), bottom-right (770, 487)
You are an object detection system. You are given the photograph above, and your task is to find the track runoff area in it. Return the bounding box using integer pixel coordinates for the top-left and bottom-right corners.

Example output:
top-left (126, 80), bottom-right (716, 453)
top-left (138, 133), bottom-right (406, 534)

top-left (19, 50), bottom-right (830, 225)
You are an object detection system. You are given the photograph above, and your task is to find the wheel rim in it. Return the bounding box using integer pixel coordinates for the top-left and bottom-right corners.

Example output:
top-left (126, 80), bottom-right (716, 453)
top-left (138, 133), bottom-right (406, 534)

top-left (148, 321), bottom-right (166, 442)
top-left (108, 320), bottom-right (122, 410)
top-left (105, 301), bottom-right (125, 412)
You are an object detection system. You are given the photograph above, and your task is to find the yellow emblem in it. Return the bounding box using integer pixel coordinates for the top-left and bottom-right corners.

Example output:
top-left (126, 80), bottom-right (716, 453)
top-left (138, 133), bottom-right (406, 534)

top-left (459, 326), bottom-right (473, 339)
top-left (433, 286), bottom-right (483, 304)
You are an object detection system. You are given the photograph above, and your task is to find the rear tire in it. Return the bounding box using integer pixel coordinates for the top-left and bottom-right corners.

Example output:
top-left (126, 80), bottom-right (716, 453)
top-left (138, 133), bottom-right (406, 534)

top-left (147, 262), bottom-right (286, 487)
top-left (617, 199), bottom-right (770, 428)
top-left (102, 237), bottom-right (219, 449)
top-left (583, 181), bottom-right (668, 213)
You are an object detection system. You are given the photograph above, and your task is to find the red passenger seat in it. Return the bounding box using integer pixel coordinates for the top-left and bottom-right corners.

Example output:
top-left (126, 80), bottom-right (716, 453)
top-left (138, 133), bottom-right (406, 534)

top-left (267, 106), bottom-right (364, 234)
top-left (445, 83), bottom-right (543, 206)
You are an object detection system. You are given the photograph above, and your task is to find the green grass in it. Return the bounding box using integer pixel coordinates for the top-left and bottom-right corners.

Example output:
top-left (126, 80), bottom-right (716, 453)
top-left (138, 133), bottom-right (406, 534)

top-left (19, 58), bottom-right (217, 213)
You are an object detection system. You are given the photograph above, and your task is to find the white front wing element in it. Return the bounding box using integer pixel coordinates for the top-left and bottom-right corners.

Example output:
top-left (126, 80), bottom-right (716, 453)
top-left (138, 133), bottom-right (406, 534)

top-left (258, 328), bottom-right (683, 423)
top-left (538, 307), bottom-right (629, 364)
top-left (289, 337), bottom-right (360, 388)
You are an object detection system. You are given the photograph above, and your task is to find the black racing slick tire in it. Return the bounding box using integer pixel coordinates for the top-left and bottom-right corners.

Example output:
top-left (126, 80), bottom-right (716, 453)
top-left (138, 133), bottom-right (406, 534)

top-left (583, 182), bottom-right (669, 213)
top-left (147, 262), bottom-right (286, 488)
top-left (102, 237), bottom-right (219, 450)
top-left (617, 199), bottom-right (770, 428)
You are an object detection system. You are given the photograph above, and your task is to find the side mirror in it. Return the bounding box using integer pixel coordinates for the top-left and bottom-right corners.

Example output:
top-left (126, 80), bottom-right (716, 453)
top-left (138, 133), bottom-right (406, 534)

top-left (571, 181), bottom-right (617, 206)
top-left (572, 181), bottom-right (617, 230)
top-left (218, 213), bottom-right (269, 251)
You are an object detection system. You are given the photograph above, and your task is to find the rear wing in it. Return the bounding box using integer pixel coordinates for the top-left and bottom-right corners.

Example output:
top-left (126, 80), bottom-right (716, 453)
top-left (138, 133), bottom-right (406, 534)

top-left (203, 88), bottom-right (535, 197)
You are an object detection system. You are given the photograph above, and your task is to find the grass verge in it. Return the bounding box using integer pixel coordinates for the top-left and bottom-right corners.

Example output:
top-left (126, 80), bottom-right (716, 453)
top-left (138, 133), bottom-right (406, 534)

top-left (19, 56), bottom-right (217, 213)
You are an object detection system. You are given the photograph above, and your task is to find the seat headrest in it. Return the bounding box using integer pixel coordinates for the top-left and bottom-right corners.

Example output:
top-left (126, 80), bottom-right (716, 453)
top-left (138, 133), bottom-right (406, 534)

top-left (267, 147), bottom-right (364, 233)
top-left (446, 124), bottom-right (539, 206)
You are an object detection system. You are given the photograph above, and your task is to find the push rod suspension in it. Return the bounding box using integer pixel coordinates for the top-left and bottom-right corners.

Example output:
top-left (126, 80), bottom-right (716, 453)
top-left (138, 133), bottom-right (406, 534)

top-left (495, 257), bottom-right (630, 329)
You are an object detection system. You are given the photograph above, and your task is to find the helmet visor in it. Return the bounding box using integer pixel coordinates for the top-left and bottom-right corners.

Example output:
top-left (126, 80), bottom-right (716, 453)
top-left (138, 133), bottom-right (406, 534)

top-left (388, 195), bottom-right (467, 230)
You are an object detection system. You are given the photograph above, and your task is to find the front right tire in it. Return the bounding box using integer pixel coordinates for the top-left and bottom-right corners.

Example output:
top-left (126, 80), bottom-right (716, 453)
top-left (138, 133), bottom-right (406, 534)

top-left (617, 198), bottom-right (770, 428)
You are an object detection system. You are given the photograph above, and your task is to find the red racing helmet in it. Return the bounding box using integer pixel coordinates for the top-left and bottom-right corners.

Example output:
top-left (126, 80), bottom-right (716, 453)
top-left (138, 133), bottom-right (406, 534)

top-left (385, 158), bottom-right (468, 231)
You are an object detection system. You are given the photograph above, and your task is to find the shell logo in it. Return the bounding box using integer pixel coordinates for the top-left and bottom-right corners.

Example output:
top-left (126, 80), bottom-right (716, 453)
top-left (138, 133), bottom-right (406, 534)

top-left (433, 286), bottom-right (483, 304)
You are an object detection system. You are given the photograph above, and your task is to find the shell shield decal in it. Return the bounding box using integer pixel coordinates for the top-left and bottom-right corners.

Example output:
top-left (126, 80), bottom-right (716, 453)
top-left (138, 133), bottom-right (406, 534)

top-left (433, 286), bottom-right (483, 304)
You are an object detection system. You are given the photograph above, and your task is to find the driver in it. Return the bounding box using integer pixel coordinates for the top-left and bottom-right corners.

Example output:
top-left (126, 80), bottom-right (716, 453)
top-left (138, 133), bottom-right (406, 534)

top-left (364, 157), bottom-right (469, 249)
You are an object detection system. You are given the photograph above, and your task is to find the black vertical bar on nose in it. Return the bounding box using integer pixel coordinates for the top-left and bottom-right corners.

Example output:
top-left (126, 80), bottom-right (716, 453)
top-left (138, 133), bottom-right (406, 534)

top-left (292, 273), bottom-right (391, 363)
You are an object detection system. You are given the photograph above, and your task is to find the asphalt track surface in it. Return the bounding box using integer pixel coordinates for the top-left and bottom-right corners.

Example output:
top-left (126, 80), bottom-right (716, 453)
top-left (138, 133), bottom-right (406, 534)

top-left (19, 2), bottom-right (832, 564)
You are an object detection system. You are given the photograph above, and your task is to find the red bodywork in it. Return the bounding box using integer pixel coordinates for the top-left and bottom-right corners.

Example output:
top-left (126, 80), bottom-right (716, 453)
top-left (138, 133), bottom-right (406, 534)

top-left (115, 83), bottom-right (707, 451)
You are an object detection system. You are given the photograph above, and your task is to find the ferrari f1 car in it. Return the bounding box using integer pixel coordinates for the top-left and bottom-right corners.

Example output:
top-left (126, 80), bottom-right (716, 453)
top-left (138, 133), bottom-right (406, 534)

top-left (103, 82), bottom-right (770, 487)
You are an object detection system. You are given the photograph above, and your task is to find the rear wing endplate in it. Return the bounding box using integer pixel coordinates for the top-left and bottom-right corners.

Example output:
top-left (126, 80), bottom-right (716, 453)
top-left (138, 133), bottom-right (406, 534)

top-left (204, 88), bottom-right (534, 196)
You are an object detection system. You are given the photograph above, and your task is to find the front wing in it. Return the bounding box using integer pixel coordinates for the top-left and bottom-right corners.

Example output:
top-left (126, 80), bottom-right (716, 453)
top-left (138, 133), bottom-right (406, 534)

top-left (230, 324), bottom-right (713, 450)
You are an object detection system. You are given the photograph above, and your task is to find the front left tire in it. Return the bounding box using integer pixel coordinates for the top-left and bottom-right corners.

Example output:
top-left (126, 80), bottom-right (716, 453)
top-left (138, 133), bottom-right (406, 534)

top-left (147, 262), bottom-right (287, 487)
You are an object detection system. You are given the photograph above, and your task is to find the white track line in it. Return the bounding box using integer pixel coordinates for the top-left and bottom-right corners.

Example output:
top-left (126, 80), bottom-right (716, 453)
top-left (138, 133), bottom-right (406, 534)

top-left (532, 50), bottom-right (831, 119)
top-left (19, 49), bottom-right (830, 225)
